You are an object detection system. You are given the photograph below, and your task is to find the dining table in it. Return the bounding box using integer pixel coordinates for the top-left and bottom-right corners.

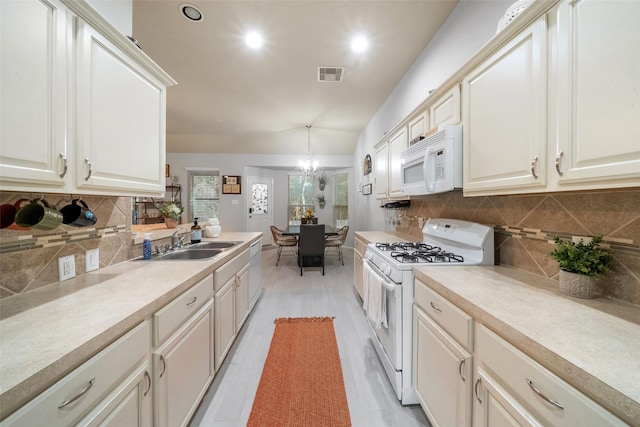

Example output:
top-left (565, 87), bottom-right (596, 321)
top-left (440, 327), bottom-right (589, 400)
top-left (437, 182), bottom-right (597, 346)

top-left (282, 224), bottom-right (337, 236)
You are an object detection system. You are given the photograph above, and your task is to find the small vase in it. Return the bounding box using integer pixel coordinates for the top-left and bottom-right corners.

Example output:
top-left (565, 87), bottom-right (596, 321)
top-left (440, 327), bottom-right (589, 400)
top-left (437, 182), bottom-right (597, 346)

top-left (164, 217), bottom-right (178, 229)
top-left (558, 270), bottom-right (599, 299)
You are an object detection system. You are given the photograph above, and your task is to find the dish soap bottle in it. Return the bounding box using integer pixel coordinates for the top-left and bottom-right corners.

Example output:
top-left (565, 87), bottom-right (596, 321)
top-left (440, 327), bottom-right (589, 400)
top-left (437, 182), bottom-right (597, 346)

top-left (191, 218), bottom-right (202, 244)
top-left (143, 233), bottom-right (152, 260)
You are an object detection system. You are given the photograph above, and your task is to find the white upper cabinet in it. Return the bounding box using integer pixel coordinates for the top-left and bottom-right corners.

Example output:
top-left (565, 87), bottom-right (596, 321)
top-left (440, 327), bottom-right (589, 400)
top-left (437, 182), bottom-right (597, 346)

top-left (0, 0), bottom-right (175, 196)
top-left (0, 0), bottom-right (68, 188)
top-left (374, 141), bottom-right (389, 199)
top-left (463, 17), bottom-right (547, 195)
top-left (430, 85), bottom-right (460, 131)
top-left (553, 0), bottom-right (640, 188)
top-left (388, 127), bottom-right (408, 198)
top-left (74, 18), bottom-right (167, 195)
top-left (408, 112), bottom-right (428, 143)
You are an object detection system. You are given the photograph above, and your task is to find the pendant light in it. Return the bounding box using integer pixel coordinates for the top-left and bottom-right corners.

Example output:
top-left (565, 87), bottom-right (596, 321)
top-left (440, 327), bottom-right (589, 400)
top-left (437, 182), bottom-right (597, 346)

top-left (298, 125), bottom-right (319, 176)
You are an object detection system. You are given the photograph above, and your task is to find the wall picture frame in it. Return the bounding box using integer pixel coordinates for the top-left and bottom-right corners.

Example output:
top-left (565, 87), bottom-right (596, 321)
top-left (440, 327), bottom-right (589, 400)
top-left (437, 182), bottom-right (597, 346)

top-left (362, 183), bottom-right (372, 195)
top-left (222, 175), bottom-right (242, 194)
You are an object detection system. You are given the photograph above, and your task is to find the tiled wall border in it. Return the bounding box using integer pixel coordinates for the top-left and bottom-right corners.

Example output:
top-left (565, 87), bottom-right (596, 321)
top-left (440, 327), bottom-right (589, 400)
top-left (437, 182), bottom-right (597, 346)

top-left (494, 226), bottom-right (640, 257)
top-left (0, 225), bottom-right (127, 255)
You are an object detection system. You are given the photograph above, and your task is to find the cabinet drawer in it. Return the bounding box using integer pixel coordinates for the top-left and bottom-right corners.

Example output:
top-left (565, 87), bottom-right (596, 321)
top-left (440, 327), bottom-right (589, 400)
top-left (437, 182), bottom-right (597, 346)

top-left (2, 321), bottom-right (149, 427)
top-left (153, 274), bottom-right (213, 346)
top-left (215, 248), bottom-right (249, 292)
top-left (354, 237), bottom-right (367, 255)
top-left (476, 325), bottom-right (625, 426)
top-left (414, 279), bottom-right (473, 350)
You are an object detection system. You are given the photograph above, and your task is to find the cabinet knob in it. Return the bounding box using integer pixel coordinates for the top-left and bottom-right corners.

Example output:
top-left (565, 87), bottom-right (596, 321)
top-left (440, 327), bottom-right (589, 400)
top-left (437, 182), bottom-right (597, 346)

top-left (458, 360), bottom-right (466, 382)
top-left (474, 378), bottom-right (483, 404)
top-left (84, 158), bottom-right (93, 181)
top-left (59, 152), bottom-right (68, 178)
top-left (526, 378), bottom-right (564, 409)
top-left (58, 378), bottom-right (96, 409)
top-left (143, 371), bottom-right (151, 396)
top-left (530, 156), bottom-right (538, 179)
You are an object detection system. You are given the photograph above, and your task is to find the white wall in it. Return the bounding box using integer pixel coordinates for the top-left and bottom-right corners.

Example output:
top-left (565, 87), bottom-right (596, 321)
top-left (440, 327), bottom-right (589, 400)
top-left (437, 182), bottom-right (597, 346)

top-left (166, 153), bottom-right (353, 234)
top-left (352, 0), bottom-right (512, 233)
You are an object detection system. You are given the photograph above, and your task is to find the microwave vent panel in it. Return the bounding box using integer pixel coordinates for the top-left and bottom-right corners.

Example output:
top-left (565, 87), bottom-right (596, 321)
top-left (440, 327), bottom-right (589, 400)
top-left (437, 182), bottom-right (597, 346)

top-left (318, 67), bottom-right (344, 82)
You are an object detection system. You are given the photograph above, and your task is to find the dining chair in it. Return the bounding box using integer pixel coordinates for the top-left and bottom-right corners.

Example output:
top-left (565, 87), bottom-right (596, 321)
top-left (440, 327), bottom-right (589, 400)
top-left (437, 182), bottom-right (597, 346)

top-left (297, 224), bottom-right (325, 276)
top-left (270, 225), bottom-right (297, 266)
top-left (324, 225), bottom-right (349, 265)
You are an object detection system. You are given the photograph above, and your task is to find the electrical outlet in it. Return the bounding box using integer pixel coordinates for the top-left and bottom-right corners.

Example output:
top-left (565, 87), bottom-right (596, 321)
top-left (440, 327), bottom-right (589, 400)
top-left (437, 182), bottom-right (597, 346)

top-left (86, 249), bottom-right (99, 272)
top-left (58, 255), bottom-right (76, 281)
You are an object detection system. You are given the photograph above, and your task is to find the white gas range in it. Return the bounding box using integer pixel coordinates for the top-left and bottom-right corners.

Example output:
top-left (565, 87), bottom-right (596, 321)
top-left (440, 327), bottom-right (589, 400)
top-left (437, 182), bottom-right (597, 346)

top-left (363, 218), bottom-right (494, 405)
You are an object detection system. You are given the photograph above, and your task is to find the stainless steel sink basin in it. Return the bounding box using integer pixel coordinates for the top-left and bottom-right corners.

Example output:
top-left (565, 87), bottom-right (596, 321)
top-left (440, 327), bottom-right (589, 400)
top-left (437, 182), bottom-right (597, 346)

top-left (185, 241), bottom-right (240, 249)
top-left (153, 248), bottom-right (222, 260)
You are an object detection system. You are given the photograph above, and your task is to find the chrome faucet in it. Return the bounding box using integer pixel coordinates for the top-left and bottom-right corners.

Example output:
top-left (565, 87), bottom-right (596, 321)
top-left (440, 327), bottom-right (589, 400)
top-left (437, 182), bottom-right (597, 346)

top-left (171, 230), bottom-right (184, 250)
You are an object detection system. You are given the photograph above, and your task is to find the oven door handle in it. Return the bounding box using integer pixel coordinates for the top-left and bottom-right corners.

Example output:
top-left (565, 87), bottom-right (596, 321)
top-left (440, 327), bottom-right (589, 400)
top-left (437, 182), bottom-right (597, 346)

top-left (365, 260), bottom-right (397, 291)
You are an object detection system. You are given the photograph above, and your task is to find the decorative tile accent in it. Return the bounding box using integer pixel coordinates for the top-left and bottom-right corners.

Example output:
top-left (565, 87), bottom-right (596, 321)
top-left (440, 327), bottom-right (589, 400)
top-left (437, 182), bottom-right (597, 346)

top-left (397, 189), bottom-right (640, 305)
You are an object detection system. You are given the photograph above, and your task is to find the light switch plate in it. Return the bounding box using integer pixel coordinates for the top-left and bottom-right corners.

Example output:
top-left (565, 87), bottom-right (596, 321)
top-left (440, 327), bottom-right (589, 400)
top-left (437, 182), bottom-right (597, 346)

top-left (86, 249), bottom-right (99, 272)
top-left (58, 255), bottom-right (76, 281)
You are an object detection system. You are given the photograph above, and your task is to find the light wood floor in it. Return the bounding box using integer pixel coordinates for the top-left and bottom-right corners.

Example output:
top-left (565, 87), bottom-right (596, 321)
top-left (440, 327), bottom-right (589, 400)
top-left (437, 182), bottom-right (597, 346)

top-left (189, 246), bottom-right (431, 427)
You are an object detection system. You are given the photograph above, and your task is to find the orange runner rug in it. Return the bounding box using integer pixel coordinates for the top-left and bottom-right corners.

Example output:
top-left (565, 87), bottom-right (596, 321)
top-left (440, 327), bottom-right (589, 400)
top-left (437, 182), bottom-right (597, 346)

top-left (247, 317), bottom-right (352, 427)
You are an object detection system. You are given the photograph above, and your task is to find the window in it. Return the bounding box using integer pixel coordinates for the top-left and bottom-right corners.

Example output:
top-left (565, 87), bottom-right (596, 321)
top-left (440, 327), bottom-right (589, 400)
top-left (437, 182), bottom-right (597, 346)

top-left (288, 174), bottom-right (315, 225)
top-left (188, 170), bottom-right (220, 221)
top-left (334, 172), bottom-right (348, 228)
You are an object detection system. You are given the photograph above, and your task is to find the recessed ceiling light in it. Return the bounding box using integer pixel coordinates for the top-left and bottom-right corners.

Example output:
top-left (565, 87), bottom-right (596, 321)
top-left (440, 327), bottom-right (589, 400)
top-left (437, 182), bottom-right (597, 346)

top-left (180, 4), bottom-right (203, 22)
top-left (351, 36), bottom-right (368, 53)
top-left (245, 32), bottom-right (263, 49)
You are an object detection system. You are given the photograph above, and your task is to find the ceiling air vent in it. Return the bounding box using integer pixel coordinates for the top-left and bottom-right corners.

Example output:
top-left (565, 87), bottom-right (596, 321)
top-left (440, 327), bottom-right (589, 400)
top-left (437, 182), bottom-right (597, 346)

top-left (318, 67), bottom-right (344, 83)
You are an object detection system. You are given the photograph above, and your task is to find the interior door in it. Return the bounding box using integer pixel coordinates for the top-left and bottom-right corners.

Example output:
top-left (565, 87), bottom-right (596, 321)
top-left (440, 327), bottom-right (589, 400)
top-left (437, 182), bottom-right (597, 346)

top-left (246, 176), bottom-right (273, 244)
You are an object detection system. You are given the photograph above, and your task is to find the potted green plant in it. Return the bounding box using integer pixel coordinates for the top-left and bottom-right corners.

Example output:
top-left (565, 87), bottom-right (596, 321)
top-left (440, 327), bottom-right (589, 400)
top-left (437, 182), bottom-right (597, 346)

top-left (317, 172), bottom-right (330, 191)
top-left (316, 193), bottom-right (326, 209)
top-left (158, 201), bottom-right (183, 228)
top-left (549, 236), bottom-right (614, 299)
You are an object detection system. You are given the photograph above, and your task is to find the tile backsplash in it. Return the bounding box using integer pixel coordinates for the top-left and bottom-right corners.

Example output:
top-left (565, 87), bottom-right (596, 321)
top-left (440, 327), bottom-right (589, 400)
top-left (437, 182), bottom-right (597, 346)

top-left (0, 192), bottom-right (131, 298)
top-left (394, 189), bottom-right (640, 305)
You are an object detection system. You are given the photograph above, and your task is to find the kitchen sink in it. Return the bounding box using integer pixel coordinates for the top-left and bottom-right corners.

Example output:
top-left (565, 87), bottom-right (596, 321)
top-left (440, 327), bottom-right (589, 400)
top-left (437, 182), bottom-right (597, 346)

top-left (184, 241), bottom-right (240, 249)
top-left (152, 248), bottom-right (223, 260)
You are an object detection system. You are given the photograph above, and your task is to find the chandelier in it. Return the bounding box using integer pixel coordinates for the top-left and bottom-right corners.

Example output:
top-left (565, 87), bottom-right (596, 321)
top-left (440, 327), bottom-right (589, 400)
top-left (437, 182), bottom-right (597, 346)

top-left (298, 124), bottom-right (319, 176)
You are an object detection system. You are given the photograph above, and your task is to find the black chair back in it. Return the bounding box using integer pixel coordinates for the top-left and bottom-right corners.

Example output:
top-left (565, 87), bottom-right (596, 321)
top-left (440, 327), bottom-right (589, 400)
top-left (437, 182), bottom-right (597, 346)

top-left (298, 225), bottom-right (325, 256)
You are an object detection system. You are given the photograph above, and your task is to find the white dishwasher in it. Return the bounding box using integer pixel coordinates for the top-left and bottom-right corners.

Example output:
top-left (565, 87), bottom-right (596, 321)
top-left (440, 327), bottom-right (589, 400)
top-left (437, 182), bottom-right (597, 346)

top-left (249, 238), bottom-right (262, 309)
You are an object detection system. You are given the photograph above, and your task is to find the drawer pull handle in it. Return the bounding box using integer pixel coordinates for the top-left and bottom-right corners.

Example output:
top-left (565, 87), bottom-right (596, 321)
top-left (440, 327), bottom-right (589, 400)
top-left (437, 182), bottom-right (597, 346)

top-left (143, 371), bottom-right (151, 396)
top-left (429, 302), bottom-right (442, 313)
top-left (58, 378), bottom-right (95, 409)
top-left (84, 158), bottom-right (92, 181)
top-left (59, 152), bottom-right (68, 178)
top-left (159, 355), bottom-right (167, 378)
top-left (555, 150), bottom-right (564, 176)
top-left (186, 296), bottom-right (197, 307)
top-left (458, 360), bottom-right (466, 382)
top-left (526, 378), bottom-right (564, 410)
top-left (530, 156), bottom-right (538, 179)
top-left (474, 378), bottom-right (482, 404)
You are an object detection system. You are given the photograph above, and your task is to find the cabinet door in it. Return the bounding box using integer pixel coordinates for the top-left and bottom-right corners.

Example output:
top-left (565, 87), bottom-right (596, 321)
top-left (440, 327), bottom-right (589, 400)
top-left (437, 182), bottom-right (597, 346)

top-left (215, 278), bottom-right (236, 371)
top-left (353, 251), bottom-right (364, 300)
top-left (374, 142), bottom-right (389, 199)
top-left (408, 112), bottom-right (428, 142)
top-left (388, 127), bottom-right (408, 198)
top-left (0, 0), bottom-right (68, 189)
top-left (554, 0), bottom-right (640, 187)
top-left (153, 300), bottom-right (214, 427)
top-left (413, 307), bottom-right (472, 427)
top-left (74, 19), bottom-right (166, 196)
top-left (473, 368), bottom-right (543, 427)
top-left (430, 85), bottom-right (460, 131)
top-left (235, 265), bottom-right (250, 332)
top-left (78, 362), bottom-right (152, 427)
top-left (463, 18), bottom-right (547, 195)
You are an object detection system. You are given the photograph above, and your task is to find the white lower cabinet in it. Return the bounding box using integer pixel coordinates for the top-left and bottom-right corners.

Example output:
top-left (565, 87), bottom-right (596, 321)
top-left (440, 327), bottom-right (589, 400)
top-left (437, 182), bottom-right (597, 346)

top-left (214, 249), bottom-right (250, 371)
top-left (1, 321), bottom-right (151, 427)
top-left (353, 235), bottom-right (366, 299)
top-left (474, 325), bottom-right (625, 427)
top-left (413, 279), bottom-right (473, 427)
top-left (152, 274), bottom-right (215, 427)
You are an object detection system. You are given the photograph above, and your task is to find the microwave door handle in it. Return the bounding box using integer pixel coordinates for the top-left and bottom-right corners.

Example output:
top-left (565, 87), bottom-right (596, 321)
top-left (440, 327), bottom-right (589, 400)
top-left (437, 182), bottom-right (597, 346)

top-left (425, 148), bottom-right (436, 192)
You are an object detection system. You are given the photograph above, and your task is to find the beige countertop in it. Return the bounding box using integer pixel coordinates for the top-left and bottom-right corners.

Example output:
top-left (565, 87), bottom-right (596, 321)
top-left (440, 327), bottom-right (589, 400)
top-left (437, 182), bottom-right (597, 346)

top-left (0, 232), bottom-right (261, 419)
top-left (414, 265), bottom-right (640, 425)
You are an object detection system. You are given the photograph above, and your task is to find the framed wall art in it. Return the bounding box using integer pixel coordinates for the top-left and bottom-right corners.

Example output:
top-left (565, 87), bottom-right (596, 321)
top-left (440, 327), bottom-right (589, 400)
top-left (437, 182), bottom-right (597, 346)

top-left (222, 175), bottom-right (242, 194)
top-left (362, 183), bottom-right (372, 195)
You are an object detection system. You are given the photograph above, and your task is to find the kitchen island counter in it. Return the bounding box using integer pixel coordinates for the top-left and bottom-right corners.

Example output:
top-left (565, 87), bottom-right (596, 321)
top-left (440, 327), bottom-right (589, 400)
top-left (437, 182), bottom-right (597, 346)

top-left (0, 232), bottom-right (261, 419)
top-left (414, 265), bottom-right (640, 425)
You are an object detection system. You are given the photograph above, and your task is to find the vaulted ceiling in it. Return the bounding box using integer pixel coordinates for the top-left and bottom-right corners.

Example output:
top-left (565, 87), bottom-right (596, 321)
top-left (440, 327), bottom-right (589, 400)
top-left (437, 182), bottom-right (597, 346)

top-left (132, 1), bottom-right (458, 156)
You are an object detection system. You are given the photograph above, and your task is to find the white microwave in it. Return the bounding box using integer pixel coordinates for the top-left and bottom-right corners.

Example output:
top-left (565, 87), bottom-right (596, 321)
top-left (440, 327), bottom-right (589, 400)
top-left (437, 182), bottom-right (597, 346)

top-left (400, 125), bottom-right (462, 196)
